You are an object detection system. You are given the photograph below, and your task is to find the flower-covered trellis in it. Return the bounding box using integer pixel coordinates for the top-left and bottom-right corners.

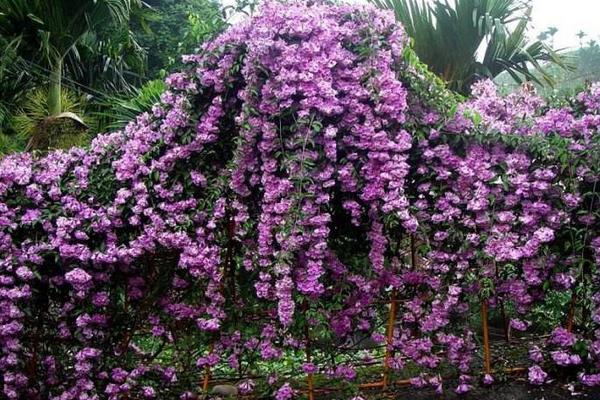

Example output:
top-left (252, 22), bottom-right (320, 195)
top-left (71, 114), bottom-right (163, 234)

top-left (0, 2), bottom-right (599, 399)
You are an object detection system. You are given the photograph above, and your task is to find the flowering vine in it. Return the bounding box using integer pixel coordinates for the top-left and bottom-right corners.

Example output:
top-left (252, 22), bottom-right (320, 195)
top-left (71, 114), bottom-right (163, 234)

top-left (0, 2), bottom-right (599, 399)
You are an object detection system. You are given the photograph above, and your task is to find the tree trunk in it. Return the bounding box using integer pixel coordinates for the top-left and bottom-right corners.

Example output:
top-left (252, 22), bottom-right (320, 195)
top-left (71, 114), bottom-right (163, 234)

top-left (48, 57), bottom-right (63, 116)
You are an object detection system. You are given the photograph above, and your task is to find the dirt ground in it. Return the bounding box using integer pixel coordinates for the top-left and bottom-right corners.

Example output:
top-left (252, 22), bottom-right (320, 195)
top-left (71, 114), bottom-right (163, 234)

top-left (363, 381), bottom-right (600, 399)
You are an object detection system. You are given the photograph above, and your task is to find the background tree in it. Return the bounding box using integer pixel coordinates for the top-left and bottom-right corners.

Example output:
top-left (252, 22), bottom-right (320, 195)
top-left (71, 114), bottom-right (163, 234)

top-left (538, 26), bottom-right (559, 45)
top-left (577, 30), bottom-right (587, 48)
top-left (0, 0), bottom-right (227, 154)
top-left (0, 37), bottom-right (33, 152)
top-left (136, 0), bottom-right (225, 78)
top-left (370, 0), bottom-right (570, 94)
top-left (497, 39), bottom-right (600, 97)
top-left (95, 79), bottom-right (165, 132)
top-left (0, 0), bottom-right (148, 117)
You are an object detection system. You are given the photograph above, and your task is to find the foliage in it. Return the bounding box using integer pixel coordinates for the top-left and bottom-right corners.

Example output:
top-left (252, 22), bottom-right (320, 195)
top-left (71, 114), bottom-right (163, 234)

top-left (136, 0), bottom-right (225, 77)
top-left (0, 2), bottom-right (600, 399)
top-left (0, 37), bottom-right (34, 153)
top-left (0, 0), bottom-right (147, 78)
top-left (11, 88), bottom-right (92, 150)
top-left (95, 79), bottom-right (166, 131)
top-left (497, 41), bottom-right (600, 98)
top-left (0, 0), bottom-right (222, 154)
top-left (369, 0), bottom-right (570, 94)
top-left (68, 10), bottom-right (150, 93)
top-left (0, 0), bottom-right (149, 117)
top-left (0, 38), bottom-right (32, 129)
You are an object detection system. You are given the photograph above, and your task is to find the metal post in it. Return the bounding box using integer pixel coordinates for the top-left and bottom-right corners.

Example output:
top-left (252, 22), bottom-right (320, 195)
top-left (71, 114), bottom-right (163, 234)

top-left (383, 292), bottom-right (398, 389)
top-left (481, 300), bottom-right (492, 375)
top-left (305, 307), bottom-right (314, 400)
top-left (203, 343), bottom-right (214, 392)
top-left (566, 291), bottom-right (577, 333)
top-left (410, 235), bottom-right (418, 269)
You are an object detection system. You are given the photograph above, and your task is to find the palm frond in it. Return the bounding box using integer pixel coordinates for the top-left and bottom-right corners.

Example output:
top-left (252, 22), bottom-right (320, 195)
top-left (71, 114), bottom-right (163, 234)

top-left (94, 79), bottom-right (165, 131)
top-left (369, 0), bottom-right (570, 93)
top-left (481, 6), bottom-right (574, 88)
top-left (12, 88), bottom-right (91, 147)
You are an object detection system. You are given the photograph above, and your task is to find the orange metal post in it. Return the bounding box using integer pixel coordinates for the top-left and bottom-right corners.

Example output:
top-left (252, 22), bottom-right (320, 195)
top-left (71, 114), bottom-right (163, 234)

top-left (203, 343), bottom-right (214, 392)
top-left (566, 291), bottom-right (577, 332)
top-left (305, 321), bottom-right (314, 400)
top-left (410, 235), bottom-right (418, 269)
top-left (494, 260), bottom-right (510, 342)
top-left (481, 300), bottom-right (492, 375)
top-left (383, 291), bottom-right (398, 389)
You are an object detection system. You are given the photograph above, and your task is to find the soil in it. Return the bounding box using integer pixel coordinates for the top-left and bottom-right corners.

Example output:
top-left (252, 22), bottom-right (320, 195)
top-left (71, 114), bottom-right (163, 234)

top-left (363, 381), bottom-right (600, 400)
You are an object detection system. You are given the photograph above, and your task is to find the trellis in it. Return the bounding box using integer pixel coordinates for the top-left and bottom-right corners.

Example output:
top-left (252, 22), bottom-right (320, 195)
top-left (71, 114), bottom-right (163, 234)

top-left (197, 236), bottom-right (581, 398)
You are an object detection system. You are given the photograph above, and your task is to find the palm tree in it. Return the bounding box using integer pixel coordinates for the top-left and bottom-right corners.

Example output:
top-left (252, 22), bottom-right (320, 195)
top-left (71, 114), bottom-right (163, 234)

top-left (577, 30), bottom-right (587, 48)
top-left (0, 0), bottom-right (147, 117)
top-left (370, 0), bottom-right (570, 93)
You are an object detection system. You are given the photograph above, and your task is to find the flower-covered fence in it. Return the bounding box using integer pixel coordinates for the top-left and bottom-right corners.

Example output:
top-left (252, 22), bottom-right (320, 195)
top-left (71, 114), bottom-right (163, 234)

top-left (1, 1), bottom-right (599, 399)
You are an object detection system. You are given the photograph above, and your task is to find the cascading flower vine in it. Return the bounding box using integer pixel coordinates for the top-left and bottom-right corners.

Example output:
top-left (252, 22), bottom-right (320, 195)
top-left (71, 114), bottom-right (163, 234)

top-left (0, 1), bottom-right (599, 399)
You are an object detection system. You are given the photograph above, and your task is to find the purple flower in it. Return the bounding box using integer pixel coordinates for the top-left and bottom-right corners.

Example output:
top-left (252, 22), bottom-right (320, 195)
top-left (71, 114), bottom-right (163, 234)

top-left (528, 365), bottom-right (548, 385)
top-left (528, 346), bottom-right (544, 363)
top-left (483, 374), bottom-right (494, 385)
top-left (302, 363), bottom-right (317, 374)
top-left (64, 268), bottom-right (92, 291)
top-left (334, 364), bottom-right (357, 381)
top-left (549, 327), bottom-right (576, 347)
top-left (275, 383), bottom-right (294, 400)
top-left (238, 379), bottom-right (255, 395)
top-left (580, 373), bottom-right (600, 387)
top-left (510, 319), bottom-right (529, 332)
top-left (455, 383), bottom-right (471, 394)
top-left (533, 227), bottom-right (554, 243)
top-left (142, 386), bottom-right (156, 398)
top-left (551, 350), bottom-right (582, 366)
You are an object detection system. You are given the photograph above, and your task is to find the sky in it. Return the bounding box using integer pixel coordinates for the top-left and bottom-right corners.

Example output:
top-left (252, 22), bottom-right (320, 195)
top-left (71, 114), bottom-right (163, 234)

top-left (222, 0), bottom-right (600, 50)
top-left (528, 0), bottom-right (600, 49)
top-left (401, 0), bottom-right (600, 49)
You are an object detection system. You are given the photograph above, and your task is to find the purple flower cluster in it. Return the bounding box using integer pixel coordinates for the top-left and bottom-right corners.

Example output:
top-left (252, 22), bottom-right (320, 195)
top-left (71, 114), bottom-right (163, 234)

top-left (462, 82), bottom-right (600, 386)
top-left (0, 1), bottom-right (599, 398)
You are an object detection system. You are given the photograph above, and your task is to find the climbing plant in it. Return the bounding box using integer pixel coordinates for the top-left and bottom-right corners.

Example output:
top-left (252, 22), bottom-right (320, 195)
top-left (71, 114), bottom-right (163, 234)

top-left (0, 2), bottom-right (599, 399)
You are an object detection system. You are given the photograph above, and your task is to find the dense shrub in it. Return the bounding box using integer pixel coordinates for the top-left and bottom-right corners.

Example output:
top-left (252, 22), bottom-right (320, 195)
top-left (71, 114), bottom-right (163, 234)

top-left (0, 1), bottom-right (599, 398)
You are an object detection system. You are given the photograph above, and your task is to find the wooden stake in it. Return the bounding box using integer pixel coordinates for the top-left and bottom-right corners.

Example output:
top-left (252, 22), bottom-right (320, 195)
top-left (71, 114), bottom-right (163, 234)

top-left (305, 306), bottom-right (314, 400)
top-left (566, 291), bottom-right (577, 333)
top-left (383, 291), bottom-right (398, 388)
top-left (203, 343), bottom-right (214, 392)
top-left (202, 217), bottom-right (235, 393)
top-left (500, 299), bottom-right (510, 342)
top-left (410, 235), bottom-right (418, 269)
top-left (481, 300), bottom-right (492, 375)
top-left (494, 260), bottom-right (510, 342)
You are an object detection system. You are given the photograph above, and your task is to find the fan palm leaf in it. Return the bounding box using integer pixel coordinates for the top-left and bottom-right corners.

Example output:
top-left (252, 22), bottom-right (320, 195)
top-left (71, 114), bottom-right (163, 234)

top-left (12, 88), bottom-right (92, 151)
top-left (370, 0), bottom-right (571, 93)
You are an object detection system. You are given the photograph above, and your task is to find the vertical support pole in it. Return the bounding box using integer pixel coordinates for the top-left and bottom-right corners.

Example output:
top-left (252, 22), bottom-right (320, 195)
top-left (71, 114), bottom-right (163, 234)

top-left (481, 300), bottom-right (492, 375)
top-left (500, 300), bottom-right (510, 342)
top-left (410, 235), bottom-right (417, 269)
top-left (383, 292), bottom-right (398, 389)
top-left (202, 215), bottom-right (235, 393)
top-left (566, 291), bottom-right (577, 333)
top-left (305, 326), bottom-right (314, 400)
top-left (494, 260), bottom-right (510, 342)
top-left (203, 343), bottom-right (214, 392)
top-left (303, 301), bottom-right (314, 400)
